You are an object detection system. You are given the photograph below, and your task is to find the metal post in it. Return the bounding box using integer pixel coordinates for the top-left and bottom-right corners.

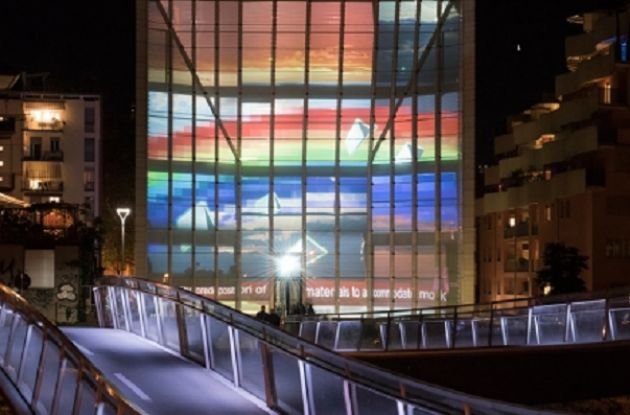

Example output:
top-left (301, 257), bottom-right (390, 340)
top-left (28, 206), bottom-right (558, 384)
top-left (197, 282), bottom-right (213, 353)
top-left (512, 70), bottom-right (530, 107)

top-left (116, 208), bottom-right (131, 275)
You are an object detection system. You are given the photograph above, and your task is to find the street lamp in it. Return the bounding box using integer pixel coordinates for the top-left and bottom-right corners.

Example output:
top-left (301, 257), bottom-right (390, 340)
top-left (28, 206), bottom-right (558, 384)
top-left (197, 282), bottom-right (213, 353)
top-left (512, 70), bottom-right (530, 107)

top-left (509, 216), bottom-right (517, 300)
top-left (116, 208), bottom-right (131, 275)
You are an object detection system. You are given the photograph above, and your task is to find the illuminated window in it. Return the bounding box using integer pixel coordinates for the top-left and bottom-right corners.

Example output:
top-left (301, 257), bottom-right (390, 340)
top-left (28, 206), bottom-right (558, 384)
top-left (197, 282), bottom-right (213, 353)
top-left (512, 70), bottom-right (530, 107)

top-left (0, 145), bottom-right (4, 152)
top-left (603, 82), bottom-right (612, 104)
top-left (83, 167), bottom-right (95, 191)
top-left (0, 161), bottom-right (3, 167)
top-left (49, 196), bottom-right (60, 203)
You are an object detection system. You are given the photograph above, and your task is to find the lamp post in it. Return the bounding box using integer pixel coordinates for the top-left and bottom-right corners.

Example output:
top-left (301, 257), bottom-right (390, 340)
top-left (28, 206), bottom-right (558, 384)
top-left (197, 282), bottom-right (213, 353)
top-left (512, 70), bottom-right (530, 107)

top-left (509, 216), bottom-right (517, 300)
top-left (116, 208), bottom-right (131, 275)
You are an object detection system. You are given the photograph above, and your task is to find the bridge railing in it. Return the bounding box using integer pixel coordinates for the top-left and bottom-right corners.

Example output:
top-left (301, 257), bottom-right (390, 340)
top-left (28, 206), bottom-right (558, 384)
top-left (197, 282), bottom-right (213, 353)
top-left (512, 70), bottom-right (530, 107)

top-left (94, 276), bottom-right (548, 415)
top-left (286, 288), bottom-right (630, 351)
top-left (0, 283), bottom-right (142, 415)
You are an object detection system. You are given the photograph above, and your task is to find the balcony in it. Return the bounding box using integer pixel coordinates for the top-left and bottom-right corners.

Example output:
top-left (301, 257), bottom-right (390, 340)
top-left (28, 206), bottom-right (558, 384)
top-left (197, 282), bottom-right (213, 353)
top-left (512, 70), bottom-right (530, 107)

top-left (565, 12), bottom-right (627, 59)
top-left (497, 125), bottom-right (599, 180)
top-left (22, 150), bottom-right (64, 162)
top-left (556, 50), bottom-right (616, 98)
top-left (512, 92), bottom-right (599, 146)
top-left (478, 169), bottom-right (587, 214)
top-left (22, 179), bottom-right (63, 193)
top-left (504, 258), bottom-right (530, 273)
top-left (504, 221), bottom-right (530, 239)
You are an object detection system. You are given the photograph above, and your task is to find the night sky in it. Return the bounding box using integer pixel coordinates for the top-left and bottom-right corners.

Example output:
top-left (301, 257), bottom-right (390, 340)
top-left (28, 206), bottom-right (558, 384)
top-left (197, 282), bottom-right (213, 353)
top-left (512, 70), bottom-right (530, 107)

top-left (0, 0), bottom-right (625, 199)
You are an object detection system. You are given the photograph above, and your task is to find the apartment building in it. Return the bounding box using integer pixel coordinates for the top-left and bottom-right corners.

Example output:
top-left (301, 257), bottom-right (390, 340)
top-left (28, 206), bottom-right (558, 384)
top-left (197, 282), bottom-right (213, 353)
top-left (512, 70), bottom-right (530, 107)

top-left (477, 7), bottom-right (630, 302)
top-left (0, 87), bottom-right (101, 219)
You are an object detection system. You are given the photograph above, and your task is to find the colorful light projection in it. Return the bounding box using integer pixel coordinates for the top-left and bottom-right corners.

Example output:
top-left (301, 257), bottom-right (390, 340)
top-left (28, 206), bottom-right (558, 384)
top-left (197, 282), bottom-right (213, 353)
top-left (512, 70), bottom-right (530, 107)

top-left (146, 0), bottom-right (462, 310)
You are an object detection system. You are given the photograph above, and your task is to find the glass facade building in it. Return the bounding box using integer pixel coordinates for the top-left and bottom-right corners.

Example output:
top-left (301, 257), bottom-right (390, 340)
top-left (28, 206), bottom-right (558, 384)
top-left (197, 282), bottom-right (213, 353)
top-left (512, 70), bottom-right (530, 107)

top-left (136, 0), bottom-right (475, 313)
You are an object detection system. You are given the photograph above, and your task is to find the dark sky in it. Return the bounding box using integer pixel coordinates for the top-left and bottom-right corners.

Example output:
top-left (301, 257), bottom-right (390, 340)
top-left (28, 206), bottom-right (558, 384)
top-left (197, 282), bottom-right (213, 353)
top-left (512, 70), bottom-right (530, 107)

top-left (0, 0), bottom-right (624, 182)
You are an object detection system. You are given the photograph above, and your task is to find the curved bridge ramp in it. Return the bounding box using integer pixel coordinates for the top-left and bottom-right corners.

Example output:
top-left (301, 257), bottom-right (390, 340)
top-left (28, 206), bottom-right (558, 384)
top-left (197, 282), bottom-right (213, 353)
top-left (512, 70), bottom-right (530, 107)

top-left (1, 278), bottom-right (551, 414)
top-left (287, 291), bottom-right (630, 352)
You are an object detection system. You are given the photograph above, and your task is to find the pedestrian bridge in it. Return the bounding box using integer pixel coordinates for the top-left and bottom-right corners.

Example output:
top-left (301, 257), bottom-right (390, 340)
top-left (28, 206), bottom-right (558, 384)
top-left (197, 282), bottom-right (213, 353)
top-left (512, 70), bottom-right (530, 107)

top-left (286, 290), bottom-right (630, 352)
top-left (0, 277), bottom-right (546, 415)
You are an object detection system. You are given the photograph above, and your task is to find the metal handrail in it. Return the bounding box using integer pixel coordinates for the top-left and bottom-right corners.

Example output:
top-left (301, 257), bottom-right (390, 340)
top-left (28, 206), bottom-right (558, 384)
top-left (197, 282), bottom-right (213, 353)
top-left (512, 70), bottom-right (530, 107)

top-left (0, 283), bottom-right (143, 415)
top-left (94, 276), bottom-right (551, 415)
top-left (289, 286), bottom-right (630, 352)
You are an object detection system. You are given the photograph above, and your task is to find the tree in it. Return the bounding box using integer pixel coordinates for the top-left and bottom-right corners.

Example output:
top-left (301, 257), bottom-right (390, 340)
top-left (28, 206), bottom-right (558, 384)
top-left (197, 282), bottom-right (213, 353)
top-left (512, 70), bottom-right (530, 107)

top-left (536, 243), bottom-right (588, 295)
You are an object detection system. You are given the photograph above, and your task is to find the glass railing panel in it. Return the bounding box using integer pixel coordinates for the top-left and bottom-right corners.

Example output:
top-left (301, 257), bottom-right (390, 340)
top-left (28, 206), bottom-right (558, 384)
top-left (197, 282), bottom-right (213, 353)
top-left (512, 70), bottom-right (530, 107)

top-left (336, 320), bottom-right (362, 350)
top-left (0, 303), bottom-right (15, 364)
top-left (529, 304), bottom-right (567, 345)
top-left (93, 287), bottom-right (114, 328)
top-left (283, 321), bottom-right (301, 337)
top-left (306, 362), bottom-right (346, 414)
top-left (608, 306), bottom-right (630, 340)
top-left (206, 316), bottom-right (234, 382)
top-left (380, 321), bottom-right (404, 350)
top-left (126, 290), bottom-right (143, 335)
top-left (6, 315), bottom-right (28, 381)
top-left (98, 396), bottom-right (118, 415)
top-left (113, 287), bottom-right (128, 330)
top-left (567, 300), bottom-right (605, 343)
top-left (500, 314), bottom-right (529, 345)
top-left (315, 321), bottom-right (338, 349)
top-left (298, 321), bottom-right (317, 342)
top-left (399, 321), bottom-right (421, 349)
top-left (18, 325), bottom-right (44, 402)
top-left (453, 319), bottom-right (476, 348)
top-left (33, 341), bottom-right (61, 415)
top-left (54, 358), bottom-right (78, 415)
top-left (421, 320), bottom-right (451, 349)
top-left (158, 298), bottom-right (180, 352)
top-left (76, 376), bottom-right (98, 415)
top-left (140, 292), bottom-right (159, 343)
top-left (469, 317), bottom-right (502, 347)
top-left (355, 383), bottom-right (399, 415)
top-left (270, 348), bottom-right (303, 415)
top-left (236, 330), bottom-right (266, 401)
top-left (358, 320), bottom-right (384, 351)
top-left (182, 307), bottom-right (204, 365)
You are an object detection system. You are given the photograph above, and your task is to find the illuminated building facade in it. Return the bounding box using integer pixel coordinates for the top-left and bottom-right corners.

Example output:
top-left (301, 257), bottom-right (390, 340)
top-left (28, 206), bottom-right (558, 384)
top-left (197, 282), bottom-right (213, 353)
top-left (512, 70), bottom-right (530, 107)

top-left (136, 0), bottom-right (475, 313)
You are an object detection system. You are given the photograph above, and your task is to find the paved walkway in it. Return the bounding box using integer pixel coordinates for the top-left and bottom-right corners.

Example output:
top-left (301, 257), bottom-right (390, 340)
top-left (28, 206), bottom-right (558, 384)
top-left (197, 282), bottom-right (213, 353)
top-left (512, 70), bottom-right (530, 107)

top-left (62, 328), bottom-right (268, 415)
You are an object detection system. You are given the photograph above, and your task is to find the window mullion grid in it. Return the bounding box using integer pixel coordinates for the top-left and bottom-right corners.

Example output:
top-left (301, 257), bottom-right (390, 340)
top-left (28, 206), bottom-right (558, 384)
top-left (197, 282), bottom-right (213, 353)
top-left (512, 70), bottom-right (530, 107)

top-left (388, 0), bottom-right (401, 310)
top-left (301, 0), bottom-right (312, 311)
top-left (167, 0), bottom-right (174, 281)
top-left (411, 0), bottom-right (423, 308)
top-left (235, 0), bottom-right (244, 310)
top-left (334, 1), bottom-right (347, 313)
top-left (435, 0), bottom-right (444, 306)
top-left (269, 0), bottom-right (278, 308)
top-left (212, 0), bottom-right (220, 301)
top-left (191, 0), bottom-right (198, 291)
top-left (366, 1), bottom-right (379, 313)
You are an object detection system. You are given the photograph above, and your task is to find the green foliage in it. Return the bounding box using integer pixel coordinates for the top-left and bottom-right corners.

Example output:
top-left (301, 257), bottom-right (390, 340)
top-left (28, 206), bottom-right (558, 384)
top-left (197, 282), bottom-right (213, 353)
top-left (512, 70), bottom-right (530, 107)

top-left (536, 243), bottom-right (588, 295)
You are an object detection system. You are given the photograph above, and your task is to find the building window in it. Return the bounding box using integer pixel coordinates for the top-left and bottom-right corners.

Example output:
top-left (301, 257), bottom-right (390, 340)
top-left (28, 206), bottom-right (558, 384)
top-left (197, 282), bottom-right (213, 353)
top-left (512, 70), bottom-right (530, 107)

top-left (51, 137), bottom-right (60, 153)
top-left (49, 196), bottom-right (60, 203)
top-left (85, 107), bottom-right (95, 133)
top-left (83, 167), bottom-right (95, 191)
top-left (0, 116), bottom-right (15, 133)
top-left (84, 137), bottom-right (95, 162)
top-left (30, 137), bottom-right (42, 160)
top-left (545, 206), bottom-right (552, 221)
top-left (0, 145), bottom-right (4, 152)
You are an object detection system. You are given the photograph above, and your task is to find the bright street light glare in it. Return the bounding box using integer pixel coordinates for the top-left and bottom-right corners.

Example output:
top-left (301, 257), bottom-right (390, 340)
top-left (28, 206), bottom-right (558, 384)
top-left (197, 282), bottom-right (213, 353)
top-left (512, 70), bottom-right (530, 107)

top-left (277, 255), bottom-right (300, 277)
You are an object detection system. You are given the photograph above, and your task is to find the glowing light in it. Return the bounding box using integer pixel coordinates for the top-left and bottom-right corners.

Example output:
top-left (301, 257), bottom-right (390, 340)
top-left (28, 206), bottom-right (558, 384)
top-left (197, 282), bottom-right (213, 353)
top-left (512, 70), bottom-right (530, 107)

top-left (277, 255), bottom-right (300, 277)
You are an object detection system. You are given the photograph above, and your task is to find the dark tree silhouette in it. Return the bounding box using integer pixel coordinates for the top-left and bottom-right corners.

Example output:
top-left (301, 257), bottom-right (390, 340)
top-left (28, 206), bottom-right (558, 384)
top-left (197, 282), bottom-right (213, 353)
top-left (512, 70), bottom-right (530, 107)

top-left (536, 243), bottom-right (588, 295)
